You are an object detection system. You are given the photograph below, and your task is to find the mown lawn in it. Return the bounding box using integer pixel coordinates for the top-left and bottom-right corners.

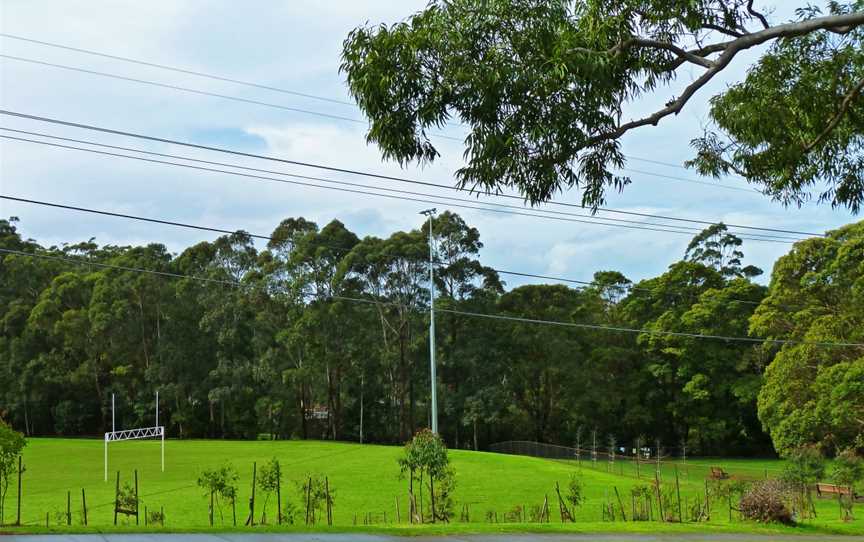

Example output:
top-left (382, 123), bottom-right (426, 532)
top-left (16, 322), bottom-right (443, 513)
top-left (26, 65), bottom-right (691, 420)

top-left (1, 438), bottom-right (862, 536)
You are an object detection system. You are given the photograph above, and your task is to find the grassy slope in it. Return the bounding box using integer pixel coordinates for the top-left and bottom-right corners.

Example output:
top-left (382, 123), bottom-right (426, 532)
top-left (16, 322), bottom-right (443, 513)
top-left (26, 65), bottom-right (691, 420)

top-left (1, 438), bottom-right (861, 535)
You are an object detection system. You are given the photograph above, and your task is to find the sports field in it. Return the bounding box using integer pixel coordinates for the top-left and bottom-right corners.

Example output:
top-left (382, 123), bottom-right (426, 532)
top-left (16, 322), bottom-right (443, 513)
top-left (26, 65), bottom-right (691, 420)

top-left (2, 438), bottom-right (862, 535)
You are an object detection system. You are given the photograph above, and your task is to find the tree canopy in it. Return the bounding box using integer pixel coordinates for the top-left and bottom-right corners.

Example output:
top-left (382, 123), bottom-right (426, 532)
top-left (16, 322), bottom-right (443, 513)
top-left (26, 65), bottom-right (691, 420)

top-left (1, 214), bottom-right (862, 457)
top-left (341, 0), bottom-right (864, 210)
top-left (752, 220), bottom-right (864, 454)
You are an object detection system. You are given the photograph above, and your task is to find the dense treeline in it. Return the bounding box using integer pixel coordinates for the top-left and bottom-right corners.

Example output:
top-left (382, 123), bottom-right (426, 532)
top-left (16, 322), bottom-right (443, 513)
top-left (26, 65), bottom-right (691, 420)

top-left (1, 214), bottom-right (862, 457)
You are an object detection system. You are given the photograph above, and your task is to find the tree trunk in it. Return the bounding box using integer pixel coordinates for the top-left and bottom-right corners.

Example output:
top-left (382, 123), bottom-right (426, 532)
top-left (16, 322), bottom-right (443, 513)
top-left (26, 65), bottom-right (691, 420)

top-left (473, 417), bottom-right (478, 451)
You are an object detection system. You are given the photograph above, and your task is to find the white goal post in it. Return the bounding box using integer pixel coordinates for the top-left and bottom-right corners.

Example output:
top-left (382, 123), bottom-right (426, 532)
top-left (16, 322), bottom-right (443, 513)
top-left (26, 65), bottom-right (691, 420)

top-left (104, 392), bottom-right (165, 482)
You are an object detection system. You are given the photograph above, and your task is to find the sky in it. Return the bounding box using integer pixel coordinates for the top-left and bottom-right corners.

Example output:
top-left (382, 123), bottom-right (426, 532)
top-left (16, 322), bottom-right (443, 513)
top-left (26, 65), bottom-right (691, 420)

top-left (0, 1), bottom-right (857, 289)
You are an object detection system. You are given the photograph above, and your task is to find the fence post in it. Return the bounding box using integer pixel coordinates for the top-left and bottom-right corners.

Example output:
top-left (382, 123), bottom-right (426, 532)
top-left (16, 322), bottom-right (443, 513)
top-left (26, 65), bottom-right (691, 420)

top-left (82, 488), bottom-right (87, 526)
top-left (114, 471), bottom-right (120, 526)
top-left (276, 460), bottom-right (282, 525)
top-left (134, 470), bottom-right (139, 526)
top-left (67, 490), bottom-right (71, 525)
top-left (16, 456), bottom-right (22, 526)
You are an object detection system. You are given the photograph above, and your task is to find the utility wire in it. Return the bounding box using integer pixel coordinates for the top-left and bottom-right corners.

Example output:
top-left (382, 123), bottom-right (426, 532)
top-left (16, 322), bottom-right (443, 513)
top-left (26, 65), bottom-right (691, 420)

top-left (1, 134), bottom-right (798, 243)
top-left (0, 55), bottom-right (761, 193)
top-left (0, 195), bottom-right (272, 241)
top-left (0, 247), bottom-right (240, 286)
top-left (0, 127), bottom-right (803, 242)
top-left (0, 32), bottom-right (356, 106)
top-left (0, 248), bottom-right (397, 309)
top-left (0, 194), bottom-right (790, 309)
top-left (2, 248), bottom-right (857, 348)
top-left (435, 308), bottom-right (864, 348)
top-left (490, 269), bottom-right (779, 308)
top-left (620, 167), bottom-right (761, 194)
top-left (0, 55), bottom-right (463, 143)
top-left (0, 110), bottom-right (825, 238)
top-left (0, 32), bottom-right (759, 185)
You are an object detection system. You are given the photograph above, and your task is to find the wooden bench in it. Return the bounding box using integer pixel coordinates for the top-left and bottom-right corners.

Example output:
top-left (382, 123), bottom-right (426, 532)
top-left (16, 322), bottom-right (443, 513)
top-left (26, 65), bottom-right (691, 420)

top-left (816, 483), bottom-right (855, 499)
top-left (709, 466), bottom-right (730, 480)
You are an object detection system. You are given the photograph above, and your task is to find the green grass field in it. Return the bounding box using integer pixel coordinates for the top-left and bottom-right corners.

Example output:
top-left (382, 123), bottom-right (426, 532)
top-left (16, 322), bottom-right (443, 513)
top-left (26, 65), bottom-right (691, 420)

top-left (2, 438), bottom-right (863, 536)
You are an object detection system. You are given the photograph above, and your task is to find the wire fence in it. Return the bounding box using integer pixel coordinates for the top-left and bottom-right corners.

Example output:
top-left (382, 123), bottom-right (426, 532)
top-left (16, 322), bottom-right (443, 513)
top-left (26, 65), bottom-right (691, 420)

top-left (489, 440), bottom-right (779, 482)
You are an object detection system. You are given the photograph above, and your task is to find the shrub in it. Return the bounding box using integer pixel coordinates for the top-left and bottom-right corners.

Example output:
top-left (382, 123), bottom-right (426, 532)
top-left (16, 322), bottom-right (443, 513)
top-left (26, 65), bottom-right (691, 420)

top-left (833, 449), bottom-right (864, 489)
top-left (297, 474), bottom-right (333, 525)
top-left (257, 458), bottom-right (282, 524)
top-left (780, 445), bottom-right (824, 519)
top-left (0, 419), bottom-right (26, 525)
top-left (565, 474), bottom-right (585, 510)
top-left (739, 479), bottom-right (793, 524)
top-left (832, 449), bottom-right (863, 521)
top-left (398, 429), bottom-right (453, 523)
top-left (147, 508), bottom-right (165, 526)
top-left (196, 463), bottom-right (238, 525)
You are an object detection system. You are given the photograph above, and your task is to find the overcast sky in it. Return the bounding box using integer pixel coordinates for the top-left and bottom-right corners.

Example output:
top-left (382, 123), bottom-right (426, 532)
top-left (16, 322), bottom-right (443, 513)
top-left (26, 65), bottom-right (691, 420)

top-left (0, 1), bottom-right (857, 288)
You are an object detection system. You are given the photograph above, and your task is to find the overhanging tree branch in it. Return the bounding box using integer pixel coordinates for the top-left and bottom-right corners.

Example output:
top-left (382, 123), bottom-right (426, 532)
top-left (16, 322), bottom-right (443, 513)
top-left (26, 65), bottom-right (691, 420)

top-left (747, 0), bottom-right (770, 30)
top-left (583, 11), bottom-right (864, 148)
top-left (803, 76), bottom-right (864, 153)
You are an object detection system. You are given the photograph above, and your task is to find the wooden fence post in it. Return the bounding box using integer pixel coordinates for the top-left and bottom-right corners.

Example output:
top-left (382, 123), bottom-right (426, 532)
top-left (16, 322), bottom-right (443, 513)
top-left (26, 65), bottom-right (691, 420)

top-left (82, 488), bottom-right (88, 526)
top-left (276, 460), bottom-right (282, 525)
top-left (66, 490), bottom-right (71, 526)
top-left (675, 467), bottom-right (683, 522)
top-left (134, 470), bottom-right (139, 526)
top-left (114, 471), bottom-right (120, 526)
top-left (613, 487), bottom-right (627, 521)
top-left (305, 477), bottom-right (312, 525)
top-left (245, 462), bottom-right (257, 526)
top-left (16, 456), bottom-right (22, 526)
top-left (654, 472), bottom-right (664, 522)
top-left (325, 476), bottom-right (332, 526)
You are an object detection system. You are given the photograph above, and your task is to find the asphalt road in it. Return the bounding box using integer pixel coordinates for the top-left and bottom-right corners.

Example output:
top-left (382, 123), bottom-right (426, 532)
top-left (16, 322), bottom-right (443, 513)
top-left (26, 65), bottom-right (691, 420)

top-left (4, 535), bottom-right (864, 542)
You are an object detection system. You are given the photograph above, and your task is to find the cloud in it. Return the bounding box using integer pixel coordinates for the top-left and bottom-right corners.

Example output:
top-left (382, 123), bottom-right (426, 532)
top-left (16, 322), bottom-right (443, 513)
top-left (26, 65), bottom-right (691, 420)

top-left (0, 0), bottom-right (856, 290)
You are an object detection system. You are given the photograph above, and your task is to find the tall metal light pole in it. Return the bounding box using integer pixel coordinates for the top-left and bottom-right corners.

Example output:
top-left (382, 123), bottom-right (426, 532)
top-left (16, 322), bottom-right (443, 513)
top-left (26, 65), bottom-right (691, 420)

top-left (420, 208), bottom-right (438, 434)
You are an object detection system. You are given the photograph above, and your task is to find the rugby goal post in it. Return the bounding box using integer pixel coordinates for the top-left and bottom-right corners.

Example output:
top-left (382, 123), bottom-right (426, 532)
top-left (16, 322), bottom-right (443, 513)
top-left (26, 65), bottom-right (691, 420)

top-left (104, 392), bottom-right (165, 482)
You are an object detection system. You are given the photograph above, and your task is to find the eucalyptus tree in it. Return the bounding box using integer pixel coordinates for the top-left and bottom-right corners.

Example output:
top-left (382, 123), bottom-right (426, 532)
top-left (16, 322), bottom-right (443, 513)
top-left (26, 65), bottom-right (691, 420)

top-left (0, 219), bottom-right (62, 434)
top-left (338, 229), bottom-right (428, 440)
top-left (262, 217), bottom-right (321, 439)
top-left (292, 220), bottom-right (360, 440)
top-left (195, 231), bottom-right (260, 437)
top-left (495, 284), bottom-right (586, 442)
top-left (342, 0), bottom-right (864, 209)
top-left (752, 221), bottom-right (864, 454)
top-left (429, 211), bottom-right (502, 444)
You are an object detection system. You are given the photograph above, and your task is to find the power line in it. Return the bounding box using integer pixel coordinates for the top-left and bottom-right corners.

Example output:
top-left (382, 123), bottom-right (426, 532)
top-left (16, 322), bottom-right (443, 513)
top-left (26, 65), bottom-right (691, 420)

top-left (620, 167), bottom-right (761, 194)
top-left (0, 248), bottom-right (396, 309)
top-left (490, 269), bottom-right (778, 308)
top-left (0, 195), bottom-right (272, 241)
top-left (0, 247), bottom-right (240, 286)
top-left (1, 134), bottom-right (799, 243)
top-left (0, 55), bottom-right (463, 143)
top-left (0, 54), bottom-right (765, 194)
top-left (1, 248), bottom-right (856, 348)
top-left (0, 110), bottom-right (825, 238)
top-left (436, 308), bottom-right (863, 348)
top-left (0, 194), bottom-right (785, 308)
top-left (0, 32), bottom-right (357, 107)
top-left (0, 32), bottom-right (758, 185)
top-left (0, 127), bottom-right (803, 242)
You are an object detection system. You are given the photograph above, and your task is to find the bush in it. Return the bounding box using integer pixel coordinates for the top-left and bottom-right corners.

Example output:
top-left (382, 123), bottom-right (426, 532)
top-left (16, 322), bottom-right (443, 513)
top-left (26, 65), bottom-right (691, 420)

top-left (147, 508), bottom-right (165, 526)
top-left (832, 449), bottom-right (863, 521)
top-left (780, 445), bottom-right (824, 519)
top-left (739, 479), bottom-right (793, 524)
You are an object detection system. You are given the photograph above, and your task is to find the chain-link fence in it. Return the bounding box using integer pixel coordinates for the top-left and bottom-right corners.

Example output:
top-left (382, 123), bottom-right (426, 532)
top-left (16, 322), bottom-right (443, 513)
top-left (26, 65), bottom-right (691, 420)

top-left (489, 440), bottom-right (777, 482)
